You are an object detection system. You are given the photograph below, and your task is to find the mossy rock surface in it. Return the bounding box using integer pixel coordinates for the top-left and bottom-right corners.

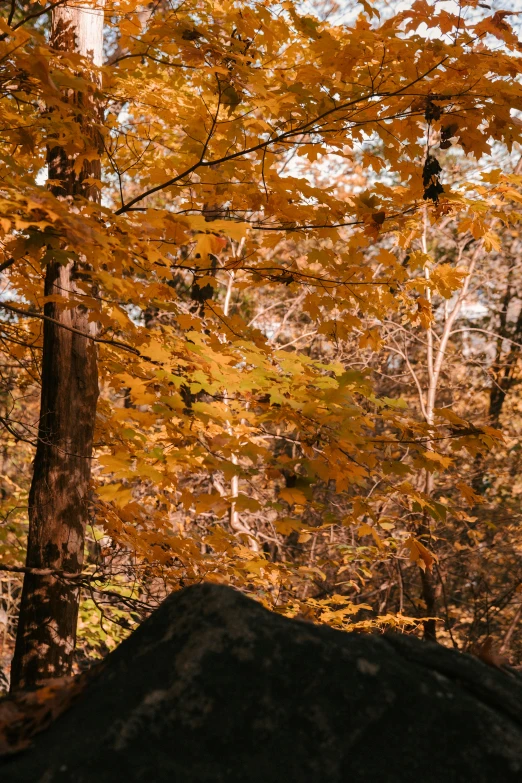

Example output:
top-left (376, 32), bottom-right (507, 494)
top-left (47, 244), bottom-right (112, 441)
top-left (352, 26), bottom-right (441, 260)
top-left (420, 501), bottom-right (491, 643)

top-left (2, 583), bottom-right (522, 782)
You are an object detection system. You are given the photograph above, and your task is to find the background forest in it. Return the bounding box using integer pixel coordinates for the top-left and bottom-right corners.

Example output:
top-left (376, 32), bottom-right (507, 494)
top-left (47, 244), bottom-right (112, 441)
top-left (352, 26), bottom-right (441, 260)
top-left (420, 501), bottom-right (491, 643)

top-left (1, 0), bottom-right (522, 691)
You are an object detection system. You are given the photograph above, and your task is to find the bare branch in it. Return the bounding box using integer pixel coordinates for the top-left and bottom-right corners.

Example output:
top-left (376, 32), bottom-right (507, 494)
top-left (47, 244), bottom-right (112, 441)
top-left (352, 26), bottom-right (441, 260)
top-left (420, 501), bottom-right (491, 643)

top-left (0, 302), bottom-right (140, 355)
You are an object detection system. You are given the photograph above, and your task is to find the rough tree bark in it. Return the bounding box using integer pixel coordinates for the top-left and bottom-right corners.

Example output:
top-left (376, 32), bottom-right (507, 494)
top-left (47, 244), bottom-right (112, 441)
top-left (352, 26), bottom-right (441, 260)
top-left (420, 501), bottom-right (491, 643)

top-left (10, 1), bottom-right (104, 690)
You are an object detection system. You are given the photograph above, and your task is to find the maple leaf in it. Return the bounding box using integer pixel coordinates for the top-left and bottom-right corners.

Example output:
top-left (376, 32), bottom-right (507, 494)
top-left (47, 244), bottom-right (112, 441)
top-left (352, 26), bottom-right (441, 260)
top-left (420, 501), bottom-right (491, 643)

top-left (405, 538), bottom-right (437, 572)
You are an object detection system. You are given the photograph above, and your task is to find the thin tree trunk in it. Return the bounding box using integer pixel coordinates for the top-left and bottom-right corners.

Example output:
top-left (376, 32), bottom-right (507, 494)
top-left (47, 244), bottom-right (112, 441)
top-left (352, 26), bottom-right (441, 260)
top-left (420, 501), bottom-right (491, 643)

top-left (419, 211), bottom-right (438, 641)
top-left (10, 1), bottom-right (104, 690)
top-left (416, 214), bottom-right (479, 641)
top-left (420, 557), bottom-right (438, 641)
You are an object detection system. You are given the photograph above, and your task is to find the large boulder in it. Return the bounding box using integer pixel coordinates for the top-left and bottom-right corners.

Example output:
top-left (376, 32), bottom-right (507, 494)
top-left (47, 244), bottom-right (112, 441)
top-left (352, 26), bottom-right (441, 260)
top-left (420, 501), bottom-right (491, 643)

top-left (2, 583), bottom-right (522, 782)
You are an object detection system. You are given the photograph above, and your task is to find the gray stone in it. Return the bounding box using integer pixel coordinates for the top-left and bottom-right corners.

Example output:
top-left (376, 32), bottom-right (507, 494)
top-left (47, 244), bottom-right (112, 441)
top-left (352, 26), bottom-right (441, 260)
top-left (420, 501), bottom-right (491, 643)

top-left (2, 583), bottom-right (522, 782)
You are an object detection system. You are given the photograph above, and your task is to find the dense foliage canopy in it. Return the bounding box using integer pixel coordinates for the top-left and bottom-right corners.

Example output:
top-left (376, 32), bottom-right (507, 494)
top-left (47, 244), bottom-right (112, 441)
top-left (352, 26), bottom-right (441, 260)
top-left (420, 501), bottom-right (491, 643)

top-left (1, 0), bottom-right (522, 686)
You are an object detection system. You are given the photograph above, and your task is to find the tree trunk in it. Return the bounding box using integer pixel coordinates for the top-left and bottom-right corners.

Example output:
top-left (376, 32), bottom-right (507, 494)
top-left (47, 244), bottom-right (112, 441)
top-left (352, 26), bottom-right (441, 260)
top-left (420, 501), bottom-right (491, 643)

top-left (10, 2), bottom-right (104, 690)
top-left (420, 565), bottom-right (438, 642)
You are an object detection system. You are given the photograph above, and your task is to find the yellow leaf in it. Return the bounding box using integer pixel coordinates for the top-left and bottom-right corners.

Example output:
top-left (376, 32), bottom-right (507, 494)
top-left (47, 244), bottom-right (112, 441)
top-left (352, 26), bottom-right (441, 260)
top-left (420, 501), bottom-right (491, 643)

top-left (422, 450), bottom-right (453, 468)
top-left (98, 482), bottom-right (133, 506)
top-left (456, 481), bottom-right (482, 506)
top-left (99, 453), bottom-right (134, 477)
top-left (405, 538), bottom-right (436, 572)
top-left (194, 233), bottom-right (227, 259)
top-left (359, 328), bottom-right (382, 352)
top-left (177, 313), bottom-right (203, 331)
top-left (416, 296), bottom-right (433, 329)
top-left (358, 523), bottom-right (384, 548)
top-left (185, 215), bottom-right (249, 240)
top-left (144, 340), bottom-right (171, 364)
top-left (430, 265), bottom-right (467, 299)
top-left (279, 487), bottom-right (308, 505)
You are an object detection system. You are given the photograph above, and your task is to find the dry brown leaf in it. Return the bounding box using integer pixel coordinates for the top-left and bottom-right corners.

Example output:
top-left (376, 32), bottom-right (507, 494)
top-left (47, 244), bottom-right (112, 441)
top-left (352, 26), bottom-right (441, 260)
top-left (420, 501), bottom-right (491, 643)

top-left (475, 637), bottom-right (511, 669)
top-left (0, 667), bottom-right (100, 757)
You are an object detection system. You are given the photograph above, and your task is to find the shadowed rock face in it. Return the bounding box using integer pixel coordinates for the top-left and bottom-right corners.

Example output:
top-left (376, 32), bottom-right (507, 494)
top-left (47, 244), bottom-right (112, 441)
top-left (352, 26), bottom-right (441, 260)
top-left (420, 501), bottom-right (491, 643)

top-left (2, 583), bottom-right (522, 782)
